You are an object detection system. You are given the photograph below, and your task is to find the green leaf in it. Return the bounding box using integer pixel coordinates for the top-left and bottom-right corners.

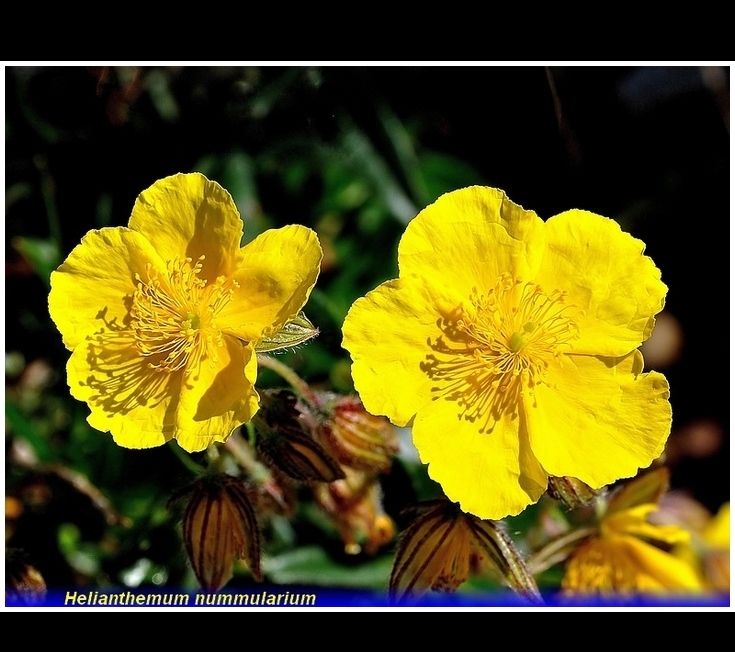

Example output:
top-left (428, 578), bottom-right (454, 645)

top-left (340, 122), bottom-right (417, 224)
top-left (12, 236), bottom-right (61, 288)
top-left (263, 546), bottom-right (393, 588)
top-left (255, 311), bottom-right (320, 353)
top-left (418, 151), bottom-right (486, 201)
top-left (5, 397), bottom-right (54, 463)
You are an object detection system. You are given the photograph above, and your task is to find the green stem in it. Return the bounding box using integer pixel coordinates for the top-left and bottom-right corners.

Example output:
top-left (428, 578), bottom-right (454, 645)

top-left (34, 155), bottom-right (62, 251)
top-left (167, 440), bottom-right (206, 476)
top-left (526, 526), bottom-right (597, 576)
top-left (257, 354), bottom-right (320, 405)
top-left (223, 430), bottom-right (290, 511)
top-left (223, 429), bottom-right (271, 485)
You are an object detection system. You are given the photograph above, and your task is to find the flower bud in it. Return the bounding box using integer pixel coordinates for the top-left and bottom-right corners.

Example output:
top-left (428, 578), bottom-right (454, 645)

top-left (547, 476), bottom-right (599, 510)
top-left (253, 390), bottom-right (345, 483)
top-left (313, 467), bottom-right (395, 556)
top-left (308, 393), bottom-right (399, 474)
top-left (177, 474), bottom-right (262, 592)
top-left (390, 499), bottom-right (542, 605)
top-left (5, 548), bottom-right (47, 606)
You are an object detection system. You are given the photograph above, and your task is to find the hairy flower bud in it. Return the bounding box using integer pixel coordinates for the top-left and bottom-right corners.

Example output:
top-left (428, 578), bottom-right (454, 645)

top-left (5, 548), bottom-right (47, 606)
top-left (253, 390), bottom-right (345, 483)
top-left (390, 499), bottom-right (542, 605)
top-left (547, 476), bottom-right (599, 510)
top-left (177, 474), bottom-right (262, 592)
top-left (313, 466), bottom-right (395, 556)
top-left (309, 393), bottom-right (399, 474)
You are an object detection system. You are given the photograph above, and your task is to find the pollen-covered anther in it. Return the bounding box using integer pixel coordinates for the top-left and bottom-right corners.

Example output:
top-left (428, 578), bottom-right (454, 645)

top-left (460, 275), bottom-right (578, 387)
top-left (431, 274), bottom-right (578, 427)
top-left (130, 256), bottom-right (235, 373)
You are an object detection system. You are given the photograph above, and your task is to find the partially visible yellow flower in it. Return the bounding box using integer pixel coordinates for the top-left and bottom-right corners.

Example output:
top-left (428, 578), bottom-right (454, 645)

top-left (562, 470), bottom-right (703, 594)
top-left (698, 503), bottom-right (730, 591)
top-left (652, 495), bottom-right (730, 592)
top-left (49, 173), bottom-right (322, 452)
top-left (342, 186), bottom-right (671, 520)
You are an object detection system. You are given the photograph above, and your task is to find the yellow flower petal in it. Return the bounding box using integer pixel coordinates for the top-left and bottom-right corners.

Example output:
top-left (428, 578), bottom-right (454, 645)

top-left (218, 225), bottom-right (323, 342)
top-left (66, 331), bottom-right (178, 448)
top-left (128, 173), bottom-right (244, 280)
top-left (398, 186), bottom-right (545, 295)
top-left (342, 279), bottom-right (458, 427)
top-left (66, 320), bottom-right (258, 451)
top-left (564, 534), bottom-right (702, 593)
top-left (604, 504), bottom-right (691, 547)
top-left (702, 502), bottom-right (730, 549)
top-left (540, 210), bottom-right (667, 357)
top-left (48, 227), bottom-right (165, 350)
top-left (527, 351), bottom-right (671, 488)
top-left (174, 339), bottom-right (259, 452)
top-left (607, 467), bottom-right (670, 515)
top-left (616, 535), bottom-right (703, 591)
top-left (413, 399), bottom-right (547, 520)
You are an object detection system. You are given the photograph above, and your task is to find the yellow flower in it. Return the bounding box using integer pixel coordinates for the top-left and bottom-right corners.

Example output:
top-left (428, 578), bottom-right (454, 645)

top-left (562, 471), bottom-right (703, 594)
top-left (342, 186), bottom-right (671, 520)
top-left (652, 495), bottom-right (730, 591)
top-left (698, 502), bottom-right (730, 591)
top-left (49, 173), bottom-right (322, 452)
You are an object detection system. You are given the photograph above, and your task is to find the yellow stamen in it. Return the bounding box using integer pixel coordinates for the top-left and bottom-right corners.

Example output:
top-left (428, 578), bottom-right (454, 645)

top-left (130, 256), bottom-right (237, 374)
top-left (425, 273), bottom-right (578, 431)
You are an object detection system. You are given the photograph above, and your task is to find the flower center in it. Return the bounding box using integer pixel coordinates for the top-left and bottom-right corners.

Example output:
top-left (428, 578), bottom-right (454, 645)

top-left (425, 273), bottom-right (578, 431)
top-left (131, 256), bottom-right (237, 373)
top-left (459, 274), bottom-right (577, 381)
